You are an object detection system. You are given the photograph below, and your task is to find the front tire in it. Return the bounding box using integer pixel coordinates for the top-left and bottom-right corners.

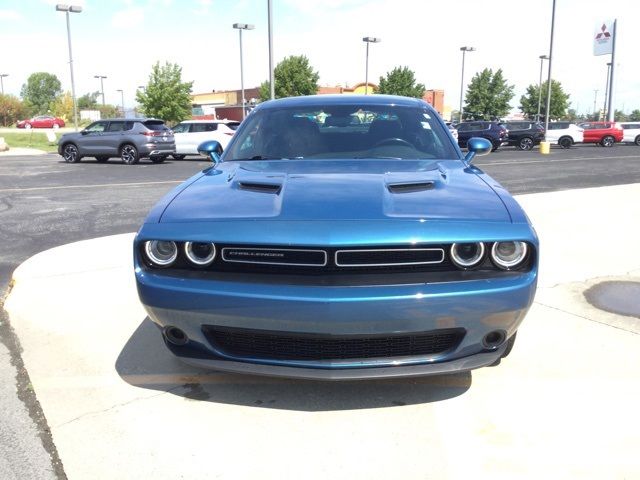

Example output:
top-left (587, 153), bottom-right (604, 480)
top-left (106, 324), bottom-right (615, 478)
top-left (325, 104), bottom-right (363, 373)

top-left (559, 136), bottom-right (573, 149)
top-left (635, 135), bottom-right (640, 146)
top-left (518, 137), bottom-right (534, 150)
top-left (53, 123), bottom-right (60, 130)
top-left (62, 143), bottom-right (80, 163)
top-left (25, 123), bottom-right (32, 129)
top-left (120, 144), bottom-right (139, 164)
top-left (600, 135), bottom-right (615, 147)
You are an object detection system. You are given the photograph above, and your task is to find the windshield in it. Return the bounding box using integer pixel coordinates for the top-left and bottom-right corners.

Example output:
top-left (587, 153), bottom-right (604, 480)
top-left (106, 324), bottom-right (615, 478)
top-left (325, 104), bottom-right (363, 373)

top-left (224, 104), bottom-right (458, 161)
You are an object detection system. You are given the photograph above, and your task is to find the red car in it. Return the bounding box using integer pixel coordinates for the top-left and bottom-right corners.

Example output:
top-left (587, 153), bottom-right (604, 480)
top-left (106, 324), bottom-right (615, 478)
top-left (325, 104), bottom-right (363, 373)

top-left (16, 115), bottom-right (65, 129)
top-left (579, 121), bottom-right (623, 147)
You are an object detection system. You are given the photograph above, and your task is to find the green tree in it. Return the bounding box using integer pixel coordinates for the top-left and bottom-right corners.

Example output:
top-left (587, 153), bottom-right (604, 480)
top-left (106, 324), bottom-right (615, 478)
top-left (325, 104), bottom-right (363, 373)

top-left (519, 80), bottom-right (570, 121)
top-left (0, 94), bottom-right (28, 127)
top-left (77, 91), bottom-right (101, 110)
top-left (628, 109), bottom-right (640, 121)
top-left (563, 108), bottom-right (584, 123)
top-left (97, 104), bottom-right (119, 119)
top-left (259, 55), bottom-right (319, 101)
top-left (51, 92), bottom-right (74, 121)
top-left (614, 110), bottom-right (628, 122)
top-left (20, 72), bottom-right (62, 115)
top-left (463, 68), bottom-right (514, 120)
top-left (376, 66), bottom-right (425, 98)
top-left (136, 62), bottom-right (193, 123)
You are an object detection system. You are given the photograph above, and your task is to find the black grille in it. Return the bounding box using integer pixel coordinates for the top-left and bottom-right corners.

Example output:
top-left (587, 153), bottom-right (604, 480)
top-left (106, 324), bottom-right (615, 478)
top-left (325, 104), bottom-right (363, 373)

top-left (203, 326), bottom-right (465, 361)
top-left (336, 248), bottom-right (444, 266)
top-left (222, 247), bottom-right (326, 266)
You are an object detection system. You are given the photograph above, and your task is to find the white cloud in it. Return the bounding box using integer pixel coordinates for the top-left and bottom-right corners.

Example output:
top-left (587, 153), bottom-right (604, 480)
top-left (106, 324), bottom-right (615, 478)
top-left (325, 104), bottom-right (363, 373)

top-left (0, 10), bottom-right (23, 20)
top-left (111, 7), bottom-right (144, 29)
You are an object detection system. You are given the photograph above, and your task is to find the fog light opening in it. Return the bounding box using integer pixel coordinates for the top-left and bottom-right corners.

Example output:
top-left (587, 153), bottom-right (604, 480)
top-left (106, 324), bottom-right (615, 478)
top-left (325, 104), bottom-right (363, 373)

top-left (164, 326), bottom-right (189, 346)
top-left (483, 330), bottom-right (506, 349)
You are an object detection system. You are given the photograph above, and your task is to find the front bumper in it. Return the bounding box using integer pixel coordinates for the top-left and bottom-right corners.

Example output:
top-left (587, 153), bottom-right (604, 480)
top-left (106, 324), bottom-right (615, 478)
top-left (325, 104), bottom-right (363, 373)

top-left (136, 265), bottom-right (536, 378)
top-left (177, 344), bottom-right (508, 380)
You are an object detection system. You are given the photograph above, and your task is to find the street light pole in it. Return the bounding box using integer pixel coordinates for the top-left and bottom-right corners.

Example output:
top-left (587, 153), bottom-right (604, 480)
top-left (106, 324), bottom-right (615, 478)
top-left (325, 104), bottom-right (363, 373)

top-left (458, 46), bottom-right (475, 123)
top-left (116, 89), bottom-right (124, 116)
top-left (94, 75), bottom-right (107, 105)
top-left (543, 0), bottom-right (556, 139)
top-left (602, 62), bottom-right (612, 120)
top-left (536, 55), bottom-right (549, 122)
top-left (363, 37), bottom-right (381, 95)
top-left (0, 74), bottom-right (7, 95)
top-left (593, 89), bottom-right (598, 117)
top-left (267, 0), bottom-right (274, 100)
top-left (233, 23), bottom-right (255, 119)
top-left (56, 4), bottom-right (82, 131)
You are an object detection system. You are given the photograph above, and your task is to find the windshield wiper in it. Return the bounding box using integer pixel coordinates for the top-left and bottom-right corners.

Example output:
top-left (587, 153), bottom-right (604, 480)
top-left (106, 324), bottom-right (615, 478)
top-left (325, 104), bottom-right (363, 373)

top-left (352, 155), bottom-right (403, 160)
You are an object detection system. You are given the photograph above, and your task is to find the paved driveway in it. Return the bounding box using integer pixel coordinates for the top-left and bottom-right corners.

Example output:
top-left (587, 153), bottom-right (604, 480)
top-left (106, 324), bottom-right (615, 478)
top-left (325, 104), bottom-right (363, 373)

top-left (1, 147), bottom-right (639, 479)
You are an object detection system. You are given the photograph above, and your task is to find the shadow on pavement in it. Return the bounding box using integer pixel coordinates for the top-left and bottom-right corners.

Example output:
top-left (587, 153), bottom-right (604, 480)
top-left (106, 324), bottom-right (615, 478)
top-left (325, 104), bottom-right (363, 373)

top-left (115, 318), bottom-right (472, 412)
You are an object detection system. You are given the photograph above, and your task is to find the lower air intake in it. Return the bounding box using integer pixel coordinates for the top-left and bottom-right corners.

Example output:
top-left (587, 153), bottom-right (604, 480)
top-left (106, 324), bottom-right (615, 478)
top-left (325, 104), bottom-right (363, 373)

top-left (202, 326), bottom-right (465, 361)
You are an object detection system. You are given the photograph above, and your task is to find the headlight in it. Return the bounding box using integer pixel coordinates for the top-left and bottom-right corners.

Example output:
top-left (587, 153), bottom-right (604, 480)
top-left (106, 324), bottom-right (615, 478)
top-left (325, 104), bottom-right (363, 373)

top-left (144, 240), bottom-right (178, 266)
top-left (491, 241), bottom-right (528, 269)
top-left (450, 242), bottom-right (485, 268)
top-left (184, 242), bottom-right (216, 266)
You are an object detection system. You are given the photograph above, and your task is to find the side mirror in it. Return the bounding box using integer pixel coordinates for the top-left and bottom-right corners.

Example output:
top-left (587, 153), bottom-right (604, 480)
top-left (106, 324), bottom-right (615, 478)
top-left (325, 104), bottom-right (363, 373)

top-left (464, 137), bottom-right (492, 164)
top-left (81, 130), bottom-right (89, 135)
top-left (197, 140), bottom-right (223, 167)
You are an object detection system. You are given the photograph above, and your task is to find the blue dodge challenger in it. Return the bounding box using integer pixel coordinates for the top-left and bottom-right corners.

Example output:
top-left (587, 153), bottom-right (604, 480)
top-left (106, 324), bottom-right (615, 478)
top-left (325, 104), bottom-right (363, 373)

top-left (134, 95), bottom-right (538, 380)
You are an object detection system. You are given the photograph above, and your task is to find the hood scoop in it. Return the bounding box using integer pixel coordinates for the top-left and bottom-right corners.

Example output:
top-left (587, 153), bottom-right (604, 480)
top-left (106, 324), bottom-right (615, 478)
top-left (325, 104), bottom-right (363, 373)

top-left (236, 181), bottom-right (282, 194)
top-left (387, 181), bottom-right (435, 194)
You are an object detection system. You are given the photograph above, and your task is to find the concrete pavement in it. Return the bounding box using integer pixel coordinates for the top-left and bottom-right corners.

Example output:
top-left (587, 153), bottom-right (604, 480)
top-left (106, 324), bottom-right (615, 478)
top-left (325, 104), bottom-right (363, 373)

top-left (4, 184), bottom-right (640, 479)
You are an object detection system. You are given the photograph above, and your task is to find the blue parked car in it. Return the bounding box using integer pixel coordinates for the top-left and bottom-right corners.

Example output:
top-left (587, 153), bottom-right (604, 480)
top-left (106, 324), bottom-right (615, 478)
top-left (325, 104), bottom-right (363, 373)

top-left (134, 95), bottom-right (538, 380)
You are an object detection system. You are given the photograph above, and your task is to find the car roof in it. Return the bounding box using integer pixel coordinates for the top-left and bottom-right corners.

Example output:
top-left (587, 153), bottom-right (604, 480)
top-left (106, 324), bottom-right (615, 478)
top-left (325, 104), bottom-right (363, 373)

top-left (256, 94), bottom-right (429, 110)
top-left (94, 118), bottom-right (164, 122)
top-left (178, 120), bottom-right (239, 124)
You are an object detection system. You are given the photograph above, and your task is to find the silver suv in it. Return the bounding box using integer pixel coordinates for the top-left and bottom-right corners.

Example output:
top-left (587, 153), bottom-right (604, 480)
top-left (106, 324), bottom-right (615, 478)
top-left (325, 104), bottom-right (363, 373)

top-left (58, 118), bottom-right (175, 164)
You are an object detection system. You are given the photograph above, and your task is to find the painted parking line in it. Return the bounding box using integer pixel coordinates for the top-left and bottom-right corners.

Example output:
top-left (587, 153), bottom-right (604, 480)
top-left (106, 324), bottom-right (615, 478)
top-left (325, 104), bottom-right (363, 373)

top-left (0, 180), bottom-right (182, 194)
top-left (476, 153), bottom-right (639, 167)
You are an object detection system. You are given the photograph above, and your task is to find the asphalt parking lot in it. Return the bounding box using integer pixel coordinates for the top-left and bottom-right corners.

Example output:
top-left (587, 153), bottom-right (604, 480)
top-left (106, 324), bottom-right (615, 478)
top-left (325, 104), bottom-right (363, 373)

top-left (1, 145), bottom-right (639, 479)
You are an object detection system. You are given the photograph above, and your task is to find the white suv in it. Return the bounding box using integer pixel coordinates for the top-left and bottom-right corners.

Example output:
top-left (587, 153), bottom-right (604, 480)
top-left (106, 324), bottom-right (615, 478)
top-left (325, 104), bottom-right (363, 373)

top-left (619, 122), bottom-right (640, 146)
top-left (545, 122), bottom-right (584, 148)
top-left (171, 120), bottom-right (240, 159)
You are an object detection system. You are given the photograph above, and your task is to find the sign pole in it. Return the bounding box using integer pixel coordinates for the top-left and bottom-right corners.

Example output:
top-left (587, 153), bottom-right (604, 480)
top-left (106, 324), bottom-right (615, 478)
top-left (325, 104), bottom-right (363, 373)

top-left (606, 19), bottom-right (617, 122)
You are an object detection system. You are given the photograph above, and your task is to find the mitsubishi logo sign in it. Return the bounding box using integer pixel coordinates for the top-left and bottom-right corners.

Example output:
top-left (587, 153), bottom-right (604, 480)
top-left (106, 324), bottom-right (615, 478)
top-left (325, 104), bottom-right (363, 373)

top-left (595, 24), bottom-right (611, 41)
top-left (594, 21), bottom-right (614, 56)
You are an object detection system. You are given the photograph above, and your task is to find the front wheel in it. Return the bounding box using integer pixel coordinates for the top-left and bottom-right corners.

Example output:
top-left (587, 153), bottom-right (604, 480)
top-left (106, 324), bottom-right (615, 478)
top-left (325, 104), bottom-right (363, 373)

top-left (172, 154), bottom-right (186, 160)
top-left (517, 137), bottom-right (534, 150)
top-left (559, 137), bottom-right (573, 149)
top-left (24, 123), bottom-right (32, 129)
top-left (62, 144), bottom-right (80, 163)
top-left (52, 123), bottom-right (60, 130)
top-left (120, 144), bottom-right (139, 164)
top-left (600, 135), bottom-right (615, 147)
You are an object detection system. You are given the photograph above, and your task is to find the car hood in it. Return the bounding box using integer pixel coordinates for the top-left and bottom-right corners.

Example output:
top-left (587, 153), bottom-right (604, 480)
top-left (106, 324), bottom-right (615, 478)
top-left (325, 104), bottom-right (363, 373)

top-left (159, 159), bottom-right (511, 223)
top-left (58, 132), bottom-right (82, 142)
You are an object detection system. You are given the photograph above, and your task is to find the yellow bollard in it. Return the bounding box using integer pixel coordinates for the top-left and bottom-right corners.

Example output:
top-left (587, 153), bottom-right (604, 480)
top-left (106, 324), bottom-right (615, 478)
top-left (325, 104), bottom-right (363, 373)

top-left (539, 141), bottom-right (550, 154)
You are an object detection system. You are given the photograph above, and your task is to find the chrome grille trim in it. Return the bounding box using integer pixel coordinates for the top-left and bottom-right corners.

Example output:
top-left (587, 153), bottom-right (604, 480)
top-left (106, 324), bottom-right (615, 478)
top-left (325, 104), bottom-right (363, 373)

top-left (335, 248), bottom-right (445, 267)
top-left (221, 247), bottom-right (328, 267)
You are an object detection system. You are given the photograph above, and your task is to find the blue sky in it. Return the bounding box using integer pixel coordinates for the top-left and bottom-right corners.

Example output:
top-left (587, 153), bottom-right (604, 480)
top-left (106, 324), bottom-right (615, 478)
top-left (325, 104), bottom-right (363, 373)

top-left (0, 0), bottom-right (638, 115)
